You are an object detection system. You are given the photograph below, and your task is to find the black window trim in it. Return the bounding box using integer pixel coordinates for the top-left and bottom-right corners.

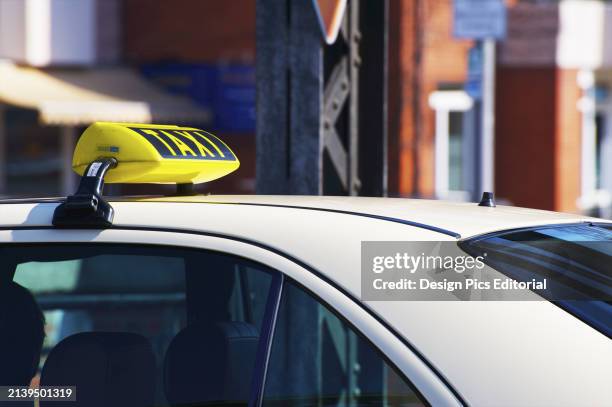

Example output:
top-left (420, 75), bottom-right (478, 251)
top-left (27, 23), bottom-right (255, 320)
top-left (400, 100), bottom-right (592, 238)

top-left (249, 272), bottom-right (283, 407)
top-left (0, 225), bottom-right (467, 406)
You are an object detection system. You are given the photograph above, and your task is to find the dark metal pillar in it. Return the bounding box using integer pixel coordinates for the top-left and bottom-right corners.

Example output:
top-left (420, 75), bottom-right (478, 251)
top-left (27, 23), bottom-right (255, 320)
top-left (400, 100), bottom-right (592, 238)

top-left (256, 0), bottom-right (387, 196)
top-left (358, 0), bottom-right (388, 196)
top-left (256, 0), bottom-right (322, 195)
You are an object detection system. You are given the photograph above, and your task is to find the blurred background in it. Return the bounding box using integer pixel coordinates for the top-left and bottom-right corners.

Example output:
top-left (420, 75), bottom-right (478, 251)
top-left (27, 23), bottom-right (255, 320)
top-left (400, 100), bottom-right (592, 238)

top-left (0, 0), bottom-right (610, 219)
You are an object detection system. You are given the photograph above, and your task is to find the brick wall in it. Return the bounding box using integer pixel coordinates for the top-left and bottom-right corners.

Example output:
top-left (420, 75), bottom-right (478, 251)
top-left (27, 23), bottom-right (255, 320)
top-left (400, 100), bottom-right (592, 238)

top-left (389, 0), bottom-right (471, 197)
top-left (554, 68), bottom-right (581, 212)
top-left (123, 0), bottom-right (255, 63)
top-left (495, 1), bottom-right (581, 212)
top-left (495, 67), bottom-right (557, 209)
top-left (495, 67), bottom-right (581, 212)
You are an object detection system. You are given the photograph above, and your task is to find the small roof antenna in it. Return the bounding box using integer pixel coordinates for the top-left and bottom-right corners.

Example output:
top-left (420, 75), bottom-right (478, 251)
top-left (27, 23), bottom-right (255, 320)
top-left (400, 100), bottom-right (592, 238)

top-left (478, 192), bottom-right (496, 207)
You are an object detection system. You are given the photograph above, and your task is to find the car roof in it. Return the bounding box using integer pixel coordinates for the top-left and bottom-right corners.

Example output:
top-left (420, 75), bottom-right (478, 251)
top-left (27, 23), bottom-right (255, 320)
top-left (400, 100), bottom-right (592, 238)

top-left (127, 195), bottom-right (602, 238)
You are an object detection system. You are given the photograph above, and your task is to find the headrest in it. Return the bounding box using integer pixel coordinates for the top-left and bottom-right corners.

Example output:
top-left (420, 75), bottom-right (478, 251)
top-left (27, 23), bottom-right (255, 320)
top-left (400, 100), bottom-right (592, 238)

top-left (0, 282), bottom-right (45, 387)
top-left (41, 332), bottom-right (156, 407)
top-left (164, 322), bottom-right (259, 406)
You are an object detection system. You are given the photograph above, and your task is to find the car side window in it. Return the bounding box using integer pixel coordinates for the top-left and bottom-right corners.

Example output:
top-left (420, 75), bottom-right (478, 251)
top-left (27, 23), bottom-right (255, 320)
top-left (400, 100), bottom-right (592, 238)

top-left (263, 281), bottom-right (426, 406)
top-left (1, 244), bottom-right (275, 407)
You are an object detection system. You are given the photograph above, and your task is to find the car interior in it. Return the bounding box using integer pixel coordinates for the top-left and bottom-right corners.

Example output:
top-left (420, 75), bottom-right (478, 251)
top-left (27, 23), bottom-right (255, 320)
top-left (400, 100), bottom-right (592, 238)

top-left (0, 244), bottom-right (271, 407)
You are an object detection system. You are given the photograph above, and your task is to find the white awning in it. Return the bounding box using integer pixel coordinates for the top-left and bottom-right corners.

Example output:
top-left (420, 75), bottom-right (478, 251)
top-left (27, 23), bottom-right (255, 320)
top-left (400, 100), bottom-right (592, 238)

top-left (0, 62), bottom-right (211, 125)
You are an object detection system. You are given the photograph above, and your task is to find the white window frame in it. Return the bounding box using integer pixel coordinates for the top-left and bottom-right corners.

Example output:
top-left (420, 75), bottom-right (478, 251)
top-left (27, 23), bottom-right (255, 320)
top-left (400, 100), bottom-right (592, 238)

top-left (428, 90), bottom-right (474, 200)
top-left (578, 70), bottom-right (612, 217)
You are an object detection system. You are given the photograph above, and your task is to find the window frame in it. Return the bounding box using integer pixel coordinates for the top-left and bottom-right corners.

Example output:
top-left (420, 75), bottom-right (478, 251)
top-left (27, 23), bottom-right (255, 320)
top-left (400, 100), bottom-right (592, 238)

top-left (428, 89), bottom-right (475, 201)
top-left (0, 226), bottom-right (465, 407)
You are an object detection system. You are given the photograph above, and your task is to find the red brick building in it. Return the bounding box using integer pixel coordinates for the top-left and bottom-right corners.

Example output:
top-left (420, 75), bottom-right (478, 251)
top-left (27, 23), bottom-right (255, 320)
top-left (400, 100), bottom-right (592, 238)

top-left (389, 0), bottom-right (609, 217)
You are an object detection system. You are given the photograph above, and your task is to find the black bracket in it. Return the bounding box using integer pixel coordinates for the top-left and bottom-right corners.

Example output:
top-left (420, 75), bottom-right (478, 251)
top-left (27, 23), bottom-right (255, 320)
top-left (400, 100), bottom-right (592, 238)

top-left (52, 158), bottom-right (118, 228)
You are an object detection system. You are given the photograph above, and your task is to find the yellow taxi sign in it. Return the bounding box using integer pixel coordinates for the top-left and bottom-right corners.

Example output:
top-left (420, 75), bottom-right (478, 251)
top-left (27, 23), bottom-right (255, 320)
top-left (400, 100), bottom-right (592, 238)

top-left (72, 122), bottom-right (240, 184)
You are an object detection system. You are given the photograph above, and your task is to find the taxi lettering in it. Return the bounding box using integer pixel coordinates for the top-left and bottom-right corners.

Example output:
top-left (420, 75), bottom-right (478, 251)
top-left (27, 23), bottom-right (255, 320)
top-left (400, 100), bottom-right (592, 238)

top-left (129, 127), bottom-right (234, 161)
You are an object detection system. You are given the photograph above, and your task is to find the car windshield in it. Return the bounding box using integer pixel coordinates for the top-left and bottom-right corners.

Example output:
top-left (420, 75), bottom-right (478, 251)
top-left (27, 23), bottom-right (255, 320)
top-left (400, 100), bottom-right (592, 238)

top-left (460, 223), bottom-right (612, 338)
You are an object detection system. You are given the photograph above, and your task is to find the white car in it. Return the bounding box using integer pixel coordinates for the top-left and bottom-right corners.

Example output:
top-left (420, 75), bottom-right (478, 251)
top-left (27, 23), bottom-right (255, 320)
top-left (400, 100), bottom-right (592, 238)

top-left (0, 123), bottom-right (610, 407)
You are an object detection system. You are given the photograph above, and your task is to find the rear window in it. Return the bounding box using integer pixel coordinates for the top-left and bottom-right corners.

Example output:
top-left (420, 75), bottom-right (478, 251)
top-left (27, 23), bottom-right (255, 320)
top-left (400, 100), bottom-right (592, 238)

top-left (460, 223), bottom-right (612, 338)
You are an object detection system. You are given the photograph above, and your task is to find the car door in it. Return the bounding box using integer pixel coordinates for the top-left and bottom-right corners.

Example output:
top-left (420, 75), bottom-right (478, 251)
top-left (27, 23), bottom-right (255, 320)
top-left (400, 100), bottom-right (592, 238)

top-left (0, 227), bottom-right (462, 407)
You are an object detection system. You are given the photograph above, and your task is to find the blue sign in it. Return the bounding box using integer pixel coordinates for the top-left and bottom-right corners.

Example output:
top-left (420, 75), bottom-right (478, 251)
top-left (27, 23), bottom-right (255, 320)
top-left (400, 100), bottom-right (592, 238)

top-left (140, 63), bottom-right (215, 106)
top-left (141, 63), bottom-right (255, 133)
top-left (214, 65), bottom-right (256, 133)
top-left (454, 0), bottom-right (507, 40)
top-left (465, 45), bottom-right (482, 99)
